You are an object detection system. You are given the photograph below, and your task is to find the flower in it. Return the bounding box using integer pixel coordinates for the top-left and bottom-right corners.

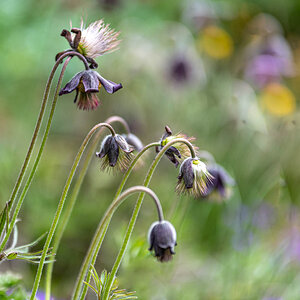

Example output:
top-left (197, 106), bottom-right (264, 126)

top-left (148, 220), bottom-right (177, 262)
top-left (201, 163), bottom-right (234, 201)
top-left (199, 25), bottom-right (233, 59)
top-left (122, 133), bottom-right (144, 152)
top-left (36, 291), bottom-right (55, 300)
top-left (260, 82), bottom-right (296, 116)
top-left (61, 19), bottom-right (120, 61)
top-left (59, 69), bottom-right (122, 110)
top-left (156, 126), bottom-right (197, 167)
top-left (96, 134), bottom-right (134, 172)
top-left (176, 157), bottom-right (213, 198)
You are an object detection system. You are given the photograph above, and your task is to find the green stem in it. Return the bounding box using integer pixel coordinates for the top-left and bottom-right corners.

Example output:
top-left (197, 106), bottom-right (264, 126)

top-left (73, 142), bottom-right (160, 300)
top-left (0, 51), bottom-right (90, 243)
top-left (102, 138), bottom-right (195, 300)
top-left (30, 123), bottom-right (115, 300)
top-left (1, 51), bottom-right (87, 240)
top-left (44, 116), bottom-right (130, 300)
top-left (1, 54), bottom-right (73, 251)
top-left (76, 138), bottom-right (195, 300)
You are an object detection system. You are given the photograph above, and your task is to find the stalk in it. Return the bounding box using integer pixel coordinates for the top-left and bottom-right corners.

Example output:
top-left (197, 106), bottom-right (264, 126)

top-left (73, 142), bottom-right (160, 300)
top-left (75, 138), bottom-right (195, 300)
top-left (30, 123), bottom-right (116, 300)
top-left (102, 138), bottom-right (195, 300)
top-left (1, 51), bottom-right (88, 240)
top-left (44, 116), bottom-right (131, 300)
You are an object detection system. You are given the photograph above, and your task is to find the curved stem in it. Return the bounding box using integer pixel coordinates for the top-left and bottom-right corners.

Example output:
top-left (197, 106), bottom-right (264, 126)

top-left (29, 122), bottom-right (116, 300)
top-left (76, 138), bottom-right (195, 300)
top-left (102, 138), bottom-right (195, 300)
top-left (107, 116), bottom-right (130, 134)
top-left (73, 142), bottom-right (160, 300)
top-left (2, 52), bottom-right (82, 236)
top-left (1, 51), bottom-right (89, 241)
top-left (79, 186), bottom-right (162, 300)
top-left (0, 55), bottom-right (74, 251)
top-left (44, 116), bottom-right (130, 300)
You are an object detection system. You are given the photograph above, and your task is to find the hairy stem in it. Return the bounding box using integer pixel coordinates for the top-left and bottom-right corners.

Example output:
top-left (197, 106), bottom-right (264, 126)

top-left (1, 52), bottom-right (88, 241)
top-left (44, 116), bottom-right (131, 300)
top-left (102, 138), bottom-right (195, 300)
top-left (73, 142), bottom-right (160, 300)
top-left (0, 51), bottom-right (90, 244)
top-left (29, 122), bottom-right (115, 300)
top-left (1, 55), bottom-right (73, 251)
top-left (76, 138), bottom-right (195, 300)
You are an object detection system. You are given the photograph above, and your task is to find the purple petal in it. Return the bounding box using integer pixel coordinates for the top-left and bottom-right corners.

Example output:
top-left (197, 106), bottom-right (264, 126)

top-left (180, 158), bottom-right (194, 189)
top-left (97, 73), bottom-right (122, 94)
top-left (59, 71), bottom-right (84, 95)
top-left (81, 70), bottom-right (101, 93)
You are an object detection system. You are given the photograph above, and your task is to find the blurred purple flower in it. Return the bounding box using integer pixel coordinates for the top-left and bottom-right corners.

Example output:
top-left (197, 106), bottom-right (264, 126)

top-left (201, 163), bottom-right (234, 200)
top-left (169, 55), bottom-right (192, 84)
top-left (252, 202), bottom-right (275, 229)
top-left (287, 226), bottom-right (300, 263)
top-left (36, 291), bottom-right (55, 300)
top-left (245, 55), bottom-right (284, 89)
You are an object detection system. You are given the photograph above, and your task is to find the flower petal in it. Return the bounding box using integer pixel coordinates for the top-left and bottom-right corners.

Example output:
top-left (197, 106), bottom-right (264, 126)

top-left (81, 70), bottom-right (100, 93)
top-left (115, 135), bottom-right (133, 153)
top-left (107, 137), bottom-right (119, 166)
top-left (97, 73), bottom-right (122, 94)
top-left (59, 71), bottom-right (84, 95)
top-left (179, 158), bottom-right (194, 189)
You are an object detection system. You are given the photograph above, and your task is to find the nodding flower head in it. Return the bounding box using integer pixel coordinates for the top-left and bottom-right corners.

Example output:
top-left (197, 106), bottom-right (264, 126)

top-left (122, 133), bottom-right (144, 152)
top-left (96, 134), bottom-right (134, 172)
top-left (148, 220), bottom-right (177, 262)
top-left (201, 164), bottom-right (235, 201)
top-left (61, 19), bottom-right (120, 61)
top-left (59, 70), bottom-right (122, 110)
top-left (156, 126), bottom-right (197, 168)
top-left (176, 157), bottom-right (213, 198)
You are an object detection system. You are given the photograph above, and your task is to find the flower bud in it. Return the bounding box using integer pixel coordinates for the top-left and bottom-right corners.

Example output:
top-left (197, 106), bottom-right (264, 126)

top-left (148, 220), bottom-right (177, 262)
top-left (156, 126), bottom-right (197, 167)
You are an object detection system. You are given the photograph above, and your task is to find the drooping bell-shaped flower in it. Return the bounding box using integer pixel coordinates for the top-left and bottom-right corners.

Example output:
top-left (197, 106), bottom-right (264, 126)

top-left (201, 164), bottom-right (235, 201)
top-left (148, 220), bottom-right (177, 262)
top-left (59, 69), bottom-right (122, 110)
top-left (96, 134), bottom-right (134, 172)
top-left (122, 133), bottom-right (144, 152)
top-left (176, 157), bottom-right (213, 198)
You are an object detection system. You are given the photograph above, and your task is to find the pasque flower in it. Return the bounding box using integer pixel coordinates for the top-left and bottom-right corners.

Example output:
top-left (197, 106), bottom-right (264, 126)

top-left (96, 134), bottom-right (134, 172)
top-left (59, 69), bottom-right (122, 110)
top-left (58, 19), bottom-right (120, 68)
top-left (148, 220), bottom-right (177, 262)
top-left (176, 157), bottom-right (212, 198)
top-left (201, 164), bottom-right (234, 201)
top-left (156, 126), bottom-right (197, 167)
top-left (123, 133), bottom-right (144, 152)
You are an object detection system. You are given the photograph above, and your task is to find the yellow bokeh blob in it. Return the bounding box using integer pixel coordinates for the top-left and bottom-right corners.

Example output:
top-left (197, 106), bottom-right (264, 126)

top-left (260, 83), bottom-right (296, 116)
top-left (200, 25), bottom-right (233, 59)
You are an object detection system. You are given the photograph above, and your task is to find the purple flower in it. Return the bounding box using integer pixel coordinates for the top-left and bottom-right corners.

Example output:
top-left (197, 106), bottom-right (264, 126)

top-left (59, 70), bottom-right (122, 110)
top-left (148, 221), bottom-right (177, 262)
top-left (176, 157), bottom-right (212, 198)
top-left (96, 134), bottom-right (134, 172)
top-left (156, 126), bottom-right (197, 168)
top-left (201, 164), bottom-right (234, 200)
top-left (36, 291), bottom-right (55, 300)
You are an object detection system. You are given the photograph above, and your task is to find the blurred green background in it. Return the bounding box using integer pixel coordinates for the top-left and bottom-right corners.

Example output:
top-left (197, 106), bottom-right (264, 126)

top-left (2, 0), bottom-right (300, 299)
